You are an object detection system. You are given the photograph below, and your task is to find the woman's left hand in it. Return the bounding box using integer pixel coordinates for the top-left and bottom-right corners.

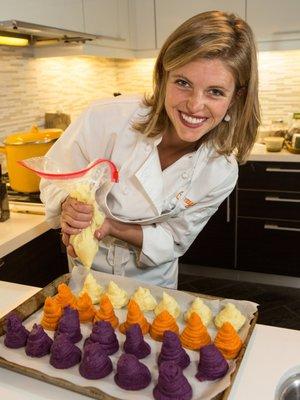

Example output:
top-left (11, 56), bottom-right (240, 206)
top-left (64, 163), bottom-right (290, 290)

top-left (94, 218), bottom-right (113, 241)
top-left (94, 218), bottom-right (143, 249)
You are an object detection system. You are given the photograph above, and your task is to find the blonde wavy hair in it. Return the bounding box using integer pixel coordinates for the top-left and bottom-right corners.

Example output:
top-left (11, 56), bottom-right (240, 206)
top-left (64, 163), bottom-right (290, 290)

top-left (133, 10), bottom-right (261, 164)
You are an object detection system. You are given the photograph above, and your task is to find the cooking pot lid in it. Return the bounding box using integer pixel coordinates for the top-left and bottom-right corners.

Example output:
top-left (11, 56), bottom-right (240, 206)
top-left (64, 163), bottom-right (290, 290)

top-left (4, 125), bottom-right (62, 145)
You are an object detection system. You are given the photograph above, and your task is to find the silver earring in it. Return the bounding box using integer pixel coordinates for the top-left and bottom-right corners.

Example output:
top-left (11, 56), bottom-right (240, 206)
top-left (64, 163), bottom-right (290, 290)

top-left (224, 114), bottom-right (231, 122)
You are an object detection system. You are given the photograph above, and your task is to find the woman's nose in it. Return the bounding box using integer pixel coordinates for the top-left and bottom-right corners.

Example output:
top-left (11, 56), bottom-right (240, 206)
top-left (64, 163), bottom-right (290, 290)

top-left (186, 92), bottom-right (205, 114)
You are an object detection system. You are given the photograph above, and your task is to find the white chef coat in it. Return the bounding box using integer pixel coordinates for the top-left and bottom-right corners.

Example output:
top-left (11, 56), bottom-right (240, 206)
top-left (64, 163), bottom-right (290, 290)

top-left (40, 95), bottom-right (238, 289)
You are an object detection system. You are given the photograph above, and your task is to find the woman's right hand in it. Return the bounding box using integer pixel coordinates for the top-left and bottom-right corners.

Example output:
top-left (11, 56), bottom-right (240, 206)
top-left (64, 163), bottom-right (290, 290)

top-left (60, 196), bottom-right (93, 258)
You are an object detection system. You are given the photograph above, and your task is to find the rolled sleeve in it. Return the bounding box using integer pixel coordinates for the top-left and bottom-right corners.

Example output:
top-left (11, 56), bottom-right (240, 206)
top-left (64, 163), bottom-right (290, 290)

top-left (139, 166), bottom-right (238, 268)
top-left (139, 224), bottom-right (175, 267)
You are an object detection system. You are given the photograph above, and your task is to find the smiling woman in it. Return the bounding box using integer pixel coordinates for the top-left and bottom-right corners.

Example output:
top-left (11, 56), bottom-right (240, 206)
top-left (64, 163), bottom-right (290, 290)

top-left (40, 10), bottom-right (260, 289)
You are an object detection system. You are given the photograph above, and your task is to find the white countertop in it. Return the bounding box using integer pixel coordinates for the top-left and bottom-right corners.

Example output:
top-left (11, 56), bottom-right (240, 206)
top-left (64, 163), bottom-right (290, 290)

top-left (1, 281), bottom-right (300, 400)
top-left (0, 212), bottom-right (50, 258)
top-left (248, 142), bottom-right (300, 162)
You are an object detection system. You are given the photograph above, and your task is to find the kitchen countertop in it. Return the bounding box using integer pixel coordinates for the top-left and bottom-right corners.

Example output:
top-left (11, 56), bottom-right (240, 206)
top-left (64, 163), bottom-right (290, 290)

top-left (1, 281), bottom-right (300, 400)
top-left (248, 142), bottom-right (300, 162)
top-left (0, 212), bottom-right (49, 258)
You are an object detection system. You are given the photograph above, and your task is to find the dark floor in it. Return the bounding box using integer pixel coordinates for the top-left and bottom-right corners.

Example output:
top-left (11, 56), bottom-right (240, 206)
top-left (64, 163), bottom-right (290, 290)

top-left (178, 272), bottom-right (300, 330)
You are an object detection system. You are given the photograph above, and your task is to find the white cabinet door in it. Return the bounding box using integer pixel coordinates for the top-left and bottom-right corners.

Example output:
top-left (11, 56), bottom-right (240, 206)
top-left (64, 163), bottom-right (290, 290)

top-left (0, 0), bottom-right (84, 31)
top-left (247, 0), bottom-right (300, 44)
top-left (83, 0), bottom-right (130, 48)
top-left (129, 0), bottom-right (156, 50)
top-left (155, 0), bottom-right (245, 48)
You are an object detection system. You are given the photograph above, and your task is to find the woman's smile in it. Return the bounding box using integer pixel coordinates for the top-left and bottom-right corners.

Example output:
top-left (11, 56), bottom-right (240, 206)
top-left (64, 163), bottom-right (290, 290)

top-left (179, 110), bottom-right (208, 128)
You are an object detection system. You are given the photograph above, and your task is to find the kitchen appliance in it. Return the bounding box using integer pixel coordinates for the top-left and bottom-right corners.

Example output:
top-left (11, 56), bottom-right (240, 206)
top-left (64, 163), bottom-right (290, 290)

top-left (0, 20), bottom-right (119, 46)
top-left (275, 366), bottom-right (300, 400)
top-left (45, 112), bottom-right (71, 131)
top-left (0, 166), bottom-right (9, 222)
top-left (0, 126), bottom-right (62, 193)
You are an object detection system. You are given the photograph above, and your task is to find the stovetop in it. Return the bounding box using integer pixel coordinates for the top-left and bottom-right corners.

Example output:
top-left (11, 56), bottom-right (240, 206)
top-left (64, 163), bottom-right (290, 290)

top-left (7, 186), bottom-right (42, 204)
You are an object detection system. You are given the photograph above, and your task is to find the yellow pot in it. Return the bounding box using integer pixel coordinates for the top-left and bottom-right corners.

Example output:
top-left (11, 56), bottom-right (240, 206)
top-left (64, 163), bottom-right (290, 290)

top-left (0, 126), bottom-right (62, 193)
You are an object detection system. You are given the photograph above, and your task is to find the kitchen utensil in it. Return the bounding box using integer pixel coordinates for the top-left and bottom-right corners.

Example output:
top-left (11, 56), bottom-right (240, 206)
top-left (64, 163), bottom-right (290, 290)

top-left (292, 133), bottom-right (300, 150)
top-left (45, 112), bottom-right (71, 131)
top-left (264, 136), bottom-right (284, 152)
top-left (0, 126), bottom-right (62, 193)
top-left (275, 366), bottom-right (300, 400)
top-left (0, 165), bottom-right (9, 222)
top-left (285, 141), bottom-right (300, 154)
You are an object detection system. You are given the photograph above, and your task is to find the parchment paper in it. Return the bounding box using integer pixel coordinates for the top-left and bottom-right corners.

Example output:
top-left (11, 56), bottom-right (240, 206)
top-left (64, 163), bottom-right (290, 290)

top-left (0, 266), bottom-right (258, 400)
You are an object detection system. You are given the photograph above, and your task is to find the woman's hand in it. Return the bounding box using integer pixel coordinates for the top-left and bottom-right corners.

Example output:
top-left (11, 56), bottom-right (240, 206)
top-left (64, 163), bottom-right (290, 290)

top-left (60, 196), bottom-right (93, 258)
top-left (94, 218), bottom-right (143, 249)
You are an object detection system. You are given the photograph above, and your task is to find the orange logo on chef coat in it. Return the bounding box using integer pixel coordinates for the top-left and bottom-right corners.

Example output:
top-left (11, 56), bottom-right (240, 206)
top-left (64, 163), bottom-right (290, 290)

top-left (176, 192), bottom-right (196, 207)
top-left (184, 198), bottom-right (196, 208)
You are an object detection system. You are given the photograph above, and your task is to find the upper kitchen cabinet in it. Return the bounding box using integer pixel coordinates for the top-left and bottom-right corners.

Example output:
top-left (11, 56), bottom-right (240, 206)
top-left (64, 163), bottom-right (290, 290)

top-left (247, 0), bottom-right (300, 51)
top-left (155, 0), bottom-right (246, 48)
top-left (0, 0), bottom-right (84, 32)
top-left (83, 0), bottom-right (131, 49)
top-left (129, 0), bottom-right (156, 54)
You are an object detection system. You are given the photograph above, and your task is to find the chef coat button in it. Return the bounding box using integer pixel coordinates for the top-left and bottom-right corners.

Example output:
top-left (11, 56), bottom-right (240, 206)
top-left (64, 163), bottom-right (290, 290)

top-left (145, 143), bottom-right (152, 153)
top-left (181, 172), bottom-right (189, 179)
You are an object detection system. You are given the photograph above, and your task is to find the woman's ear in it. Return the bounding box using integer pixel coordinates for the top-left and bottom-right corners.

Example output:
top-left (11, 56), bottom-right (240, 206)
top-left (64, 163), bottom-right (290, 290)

top-left (229, 86), bottom-right (246, 108)
top-left (236, 86), bottom-right (246, 98)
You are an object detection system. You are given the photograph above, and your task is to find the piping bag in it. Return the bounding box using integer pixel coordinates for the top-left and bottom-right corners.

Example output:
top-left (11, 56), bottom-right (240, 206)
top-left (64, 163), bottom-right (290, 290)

top-left (20, 157), bottom-right (118, 269)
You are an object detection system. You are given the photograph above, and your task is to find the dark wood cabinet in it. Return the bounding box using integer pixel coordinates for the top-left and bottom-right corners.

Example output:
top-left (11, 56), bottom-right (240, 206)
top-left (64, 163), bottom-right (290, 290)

top-left (180, 191), bottom-right (236, 269)
top-left (237, 218), bottom-right (300, 276)
top-left (181, 160), bottom-right (300, 277)
top-left (0, 229), bottom-right (68, 287)
top-left (237, 161), bottom-right (300, 277)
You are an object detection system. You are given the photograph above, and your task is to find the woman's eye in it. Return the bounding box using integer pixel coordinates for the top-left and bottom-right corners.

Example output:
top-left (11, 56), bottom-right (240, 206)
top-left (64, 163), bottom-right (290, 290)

top-left (175, 79), bottom-right (190, 88)
top-left (209, 88), bottom-right (225, 97)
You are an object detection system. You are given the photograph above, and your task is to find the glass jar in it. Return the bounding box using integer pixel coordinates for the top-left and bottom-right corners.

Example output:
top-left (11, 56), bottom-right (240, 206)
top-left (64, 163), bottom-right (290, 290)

top-left (287, 113), bottom-right (300, 142)
top-left (270, 119), bottom-right (288, 137)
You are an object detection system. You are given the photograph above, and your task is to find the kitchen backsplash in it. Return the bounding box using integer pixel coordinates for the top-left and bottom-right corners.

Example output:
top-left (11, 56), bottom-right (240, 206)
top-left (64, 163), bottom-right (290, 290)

top-left (1, 47), bottom-right (300, 140)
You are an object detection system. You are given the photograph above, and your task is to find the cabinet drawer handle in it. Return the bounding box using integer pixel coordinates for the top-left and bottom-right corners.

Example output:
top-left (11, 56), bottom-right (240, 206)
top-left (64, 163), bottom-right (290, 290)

top-left (226, 197), bottom-right (230, 223)
top-left (265, 196), bottom-right (300, 203)
top-left (264, 224), bottom-right (300, 232)
top-left (266, 168), bottom-right (300, 173)
top-left (0, 258), bottom-right (4, 268)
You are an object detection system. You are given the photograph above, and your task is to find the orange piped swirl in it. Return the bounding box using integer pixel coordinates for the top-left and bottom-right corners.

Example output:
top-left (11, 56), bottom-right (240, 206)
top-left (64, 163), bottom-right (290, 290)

top-left (214, 322), bottom-right (243, 359)
top-left (55, 283), bottom-right (77, 308)
top-left (150, 310), bottom-right (179, 341)
top-left (76, 292), bottom-right (95, 323)
top-left (119, 299), bottom-right (150, 335)
top-left (180, 312), bottom-right (211, 350)
top-left (41, 297), bottom-right (62, 331)
top-left (94, 294), bottom-right (119, 329)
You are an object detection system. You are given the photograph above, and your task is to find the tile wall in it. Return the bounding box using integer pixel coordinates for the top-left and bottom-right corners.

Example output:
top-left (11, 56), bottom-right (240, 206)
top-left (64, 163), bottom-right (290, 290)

top-left (1, 47), bottom-right (300, 141)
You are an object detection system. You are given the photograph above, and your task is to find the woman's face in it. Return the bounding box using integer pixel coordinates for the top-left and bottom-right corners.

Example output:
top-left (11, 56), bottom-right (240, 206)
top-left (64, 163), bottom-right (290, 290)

top-left (164, 58), bottom-right (236, 144)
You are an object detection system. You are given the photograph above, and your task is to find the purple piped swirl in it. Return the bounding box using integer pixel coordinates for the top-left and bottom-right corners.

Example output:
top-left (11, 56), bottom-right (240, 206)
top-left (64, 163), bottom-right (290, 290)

top-left (153, 361), bottom-right (193, 400)
top-left (123, 324), bottom-right (151, 359)
top-left (55, 306), bottom-right (82, 343)
top-left (196, 344), bottom-right (229, 381)
top-left (158, 330), bottom-right (190, 369)
top-left (114, 354), bottom-right (151, 390)
top-left (84, 320), bottom-right (119, 355)
top-left (50, 333), bottom-right (81, 369)
top-left (79, 342), bottom-right (113, 379)
top-left (4, 314), bottom-right (29, 349)
top-left (26, 323), bottom-right (53, 357)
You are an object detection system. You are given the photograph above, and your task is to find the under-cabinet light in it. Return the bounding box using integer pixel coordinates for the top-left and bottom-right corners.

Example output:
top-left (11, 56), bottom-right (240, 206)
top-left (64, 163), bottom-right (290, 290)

top-left (0, 36), bottom-right (29, 46)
